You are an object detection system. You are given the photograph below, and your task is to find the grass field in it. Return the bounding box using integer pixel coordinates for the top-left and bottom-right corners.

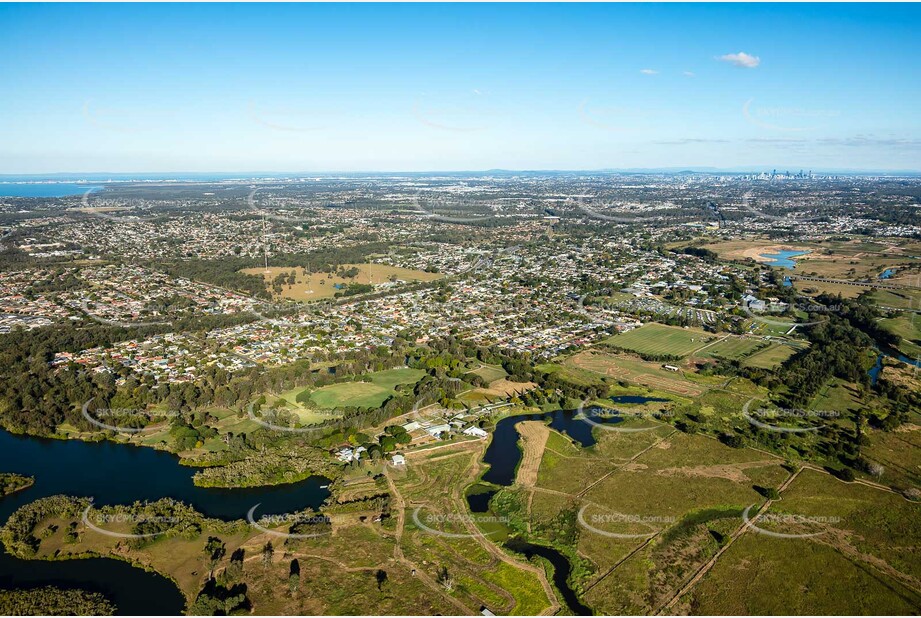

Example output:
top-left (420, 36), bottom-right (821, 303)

top-left (740, 342), bottom-right (800, 369)
top-left (808, 379), bottom-right (862, 419)
top-left (309, 383), bottom-right (393, 410)
top-left (534, 362), bottom-right (605, 388)
top-left (306, 367), bottom-right (425, 409)
top-left (365, 367), bottom-right (427, 390)
top-left (794, 279), bottom-right (872, 299)
top-left (748, 317), bottom-right (800, 337)
top-left (605, 323), bottom-right (716, 358)
top-left (863, 420), bottom-right (921, 490)
top-left (879, 314), bottom-right (921, 358)
top-left (518, 387), bottom-right (921, 616)
top-left (686, 532), bottom-right (921, 615)
top-left (686, 468), bottom-right (921, 614)
top-left (567, 350), bottom-right (707, 397)
top-left (702, 237), bottom-right (918, 280)
top-left (796, 253), bottom-right (912, 281)
top-left (871, 288), bottom-right (921, 310)
top-left (523, 429), bottom-right (791, 615)
top-left (698, 337), bottom-right (767, 360)
top-left (242, 263), bottom-right (443, 301)
top-left (458, 379), bottom-right (537, 406)
top-left (467, 364), bottom-right (508, 383)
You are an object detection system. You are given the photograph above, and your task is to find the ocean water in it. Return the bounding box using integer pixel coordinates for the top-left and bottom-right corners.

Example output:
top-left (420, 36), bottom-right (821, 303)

top-left (0, 183), bottom-right (102, 197)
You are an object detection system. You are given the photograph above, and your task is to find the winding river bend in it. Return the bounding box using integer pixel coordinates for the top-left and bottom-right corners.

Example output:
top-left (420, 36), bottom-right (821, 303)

top-left (0, 429), bottom-right (330, 615)
top-left (482, 397), bottom-right (667, 486)
top-left (474, 396), bottom-right (668, 615)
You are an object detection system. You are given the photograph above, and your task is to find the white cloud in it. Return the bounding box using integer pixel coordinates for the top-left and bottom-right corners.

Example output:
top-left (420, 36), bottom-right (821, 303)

top-left (717, 52), bottom-right (761, 69)
top-left (640, 69), bottom-right (658, 75)
top-left (683, 71), bottom-right (695, 77)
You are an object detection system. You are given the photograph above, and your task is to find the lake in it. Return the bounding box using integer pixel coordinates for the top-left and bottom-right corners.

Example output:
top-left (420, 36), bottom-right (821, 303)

top-left (0, 183), bottom-right (102, 197)
top-left (0, 431), bottom-right (330, 522)
top-left (759, 249), bottom-right (809, 269)
top-left (0, 429), bottom-right (330, 614)
top-left (0, 551), bottom-right (185, 615)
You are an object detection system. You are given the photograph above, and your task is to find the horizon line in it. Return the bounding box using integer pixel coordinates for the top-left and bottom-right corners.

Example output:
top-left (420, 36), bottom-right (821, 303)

top-left (2, 166), bottom-right (921, 178)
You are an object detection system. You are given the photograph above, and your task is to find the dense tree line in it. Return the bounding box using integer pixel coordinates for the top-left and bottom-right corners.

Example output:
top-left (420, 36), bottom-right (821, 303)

top-left (0, 586), bottom-right (115, 615)
top-left (778, 295), bottom-right (879, 408)
top-left (0, 472), bottom-right (34, 497)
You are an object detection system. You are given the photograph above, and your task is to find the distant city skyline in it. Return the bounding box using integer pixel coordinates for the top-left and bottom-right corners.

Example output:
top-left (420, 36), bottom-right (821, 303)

top-left (1, 3), bottom-right (919, 173)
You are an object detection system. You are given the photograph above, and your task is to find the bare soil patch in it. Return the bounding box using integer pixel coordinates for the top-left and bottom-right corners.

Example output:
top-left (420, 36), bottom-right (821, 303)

top-left (516, 421), bottom-right (551, 487)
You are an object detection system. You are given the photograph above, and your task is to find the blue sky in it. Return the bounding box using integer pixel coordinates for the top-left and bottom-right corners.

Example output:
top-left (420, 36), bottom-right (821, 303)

top-left (1, 3), bottom-right (919, 173)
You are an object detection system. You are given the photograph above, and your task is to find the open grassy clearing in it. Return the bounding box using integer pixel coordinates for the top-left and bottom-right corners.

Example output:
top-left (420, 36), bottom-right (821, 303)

top-left (467, 364), bottom-right (508, 383)
top-left (304, 368), bottom-right (425, 410)
top-left (777, 468), bottom-right (921, 581)
top-left (691, 387), bottom-right (765, 425)
top-left (578, 432), bottom-right (786, 550)
top-left (478, 379), bottom-right (536, 398)
top-left (456, 389), bottom-right (493, 406)
top-left (535, 422), bottom-right (673, 495)
top-left (365, 367), bottom-right (428, 391)
top-left (590, 423), bottom-right (676, 461)
top-left (796, 252), bottom-right (914, 281)
top-left (534, 362), bottom-right (605, 388)
top-left (862, 418), bottom-right (921, 491)
top-left (459, 379), bottom-right (537, 405)
top-left (807, 379), bottom-right (863, 419)
top-left (684, 531), bottom-right (921, 615)
top-left (794, 278), bottom-right (873, 299)
top-left (584, 508), bottom-right (740, 615)
top-left (241, 263), bottom-right (442, 302)
top-left (516, 421), bottom-right (550, 487)
top-left (880, 314), bottom-right (921, 359)
top-left (566, 350), bottom-right (708, 397)
top-left (260, 393), bottom-right (337, 425)
top-left (685, 467), bottom-right (921, 615)
top-left (308, 382), bottom-right (393, 409)
top-left (702, 237), bottom-right (917, 280)
top-left (520, 430), bottom-right (791, 614)
top-left (871, 288), bottom-right (921, 310)
top-left (792, 240), bottom-right (921, 279)
top-left (740, 342), bottom-right (800, 369)
top-left (605, 323), bottom-right (717, 358)
top-left (698, 336), bottom-right (768, 360)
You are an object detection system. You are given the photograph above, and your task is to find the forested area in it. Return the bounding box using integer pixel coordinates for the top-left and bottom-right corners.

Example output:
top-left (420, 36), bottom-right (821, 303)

top-left (0, 586), bottom-right (115, 616)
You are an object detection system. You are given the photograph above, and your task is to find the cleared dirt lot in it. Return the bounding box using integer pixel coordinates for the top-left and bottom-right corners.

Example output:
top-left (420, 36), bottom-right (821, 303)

top-left (516, 421), bottom-right (550, 487)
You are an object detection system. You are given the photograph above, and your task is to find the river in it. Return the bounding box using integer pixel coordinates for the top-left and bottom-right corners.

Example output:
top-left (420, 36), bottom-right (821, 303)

top-left (473, 396), bottom-right (668, 615)
top-left (482, 397), bottom-right (667, 486)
